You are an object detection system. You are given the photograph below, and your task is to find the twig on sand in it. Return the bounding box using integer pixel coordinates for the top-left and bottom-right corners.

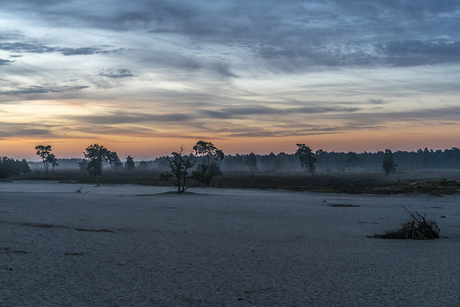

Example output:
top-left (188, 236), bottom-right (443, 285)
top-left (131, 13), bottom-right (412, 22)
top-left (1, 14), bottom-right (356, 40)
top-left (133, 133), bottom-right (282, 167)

top-left (75, 187), bottom-right (89, 193)
top-left (368, 207), bottom-right (440, 240)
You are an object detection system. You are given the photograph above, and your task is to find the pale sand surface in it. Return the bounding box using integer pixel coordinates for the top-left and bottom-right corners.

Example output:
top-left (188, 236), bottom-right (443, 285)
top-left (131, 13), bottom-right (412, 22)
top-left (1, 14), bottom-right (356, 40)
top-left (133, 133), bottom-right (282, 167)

top-left (1, 181), bottom-right (459, 306)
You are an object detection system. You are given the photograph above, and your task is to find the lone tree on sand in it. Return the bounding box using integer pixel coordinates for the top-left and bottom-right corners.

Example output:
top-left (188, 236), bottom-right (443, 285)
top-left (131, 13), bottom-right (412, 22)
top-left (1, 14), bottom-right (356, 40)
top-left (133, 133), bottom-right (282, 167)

top-left (295, 144), bottom-right (317, 176)
top-left (382, 149), bottom-right (397, 175)
top-left (160, 147), bottom-right (196, 193)
top-left (84, 144), bottom-right (110, 177)
top-left (161, 141), bottom-right (225, 193)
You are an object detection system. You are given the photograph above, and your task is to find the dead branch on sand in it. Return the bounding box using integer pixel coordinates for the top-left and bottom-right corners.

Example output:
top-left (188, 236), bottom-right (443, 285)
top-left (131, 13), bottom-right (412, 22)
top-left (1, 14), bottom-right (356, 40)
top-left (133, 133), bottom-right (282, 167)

top-left (368, 207), bottom-right (440, 240)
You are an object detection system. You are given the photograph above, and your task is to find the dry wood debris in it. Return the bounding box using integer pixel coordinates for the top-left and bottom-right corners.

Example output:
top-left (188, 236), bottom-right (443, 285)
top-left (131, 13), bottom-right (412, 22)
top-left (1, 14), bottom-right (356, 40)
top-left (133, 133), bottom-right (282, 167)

top-left (369, 207), bottom-right (440, 240)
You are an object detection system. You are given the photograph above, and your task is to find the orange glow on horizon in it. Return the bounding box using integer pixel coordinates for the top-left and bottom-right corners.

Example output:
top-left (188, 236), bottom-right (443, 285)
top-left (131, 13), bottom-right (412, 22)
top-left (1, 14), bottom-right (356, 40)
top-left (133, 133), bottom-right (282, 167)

top-left (2, 124), bottom-right (460, 161)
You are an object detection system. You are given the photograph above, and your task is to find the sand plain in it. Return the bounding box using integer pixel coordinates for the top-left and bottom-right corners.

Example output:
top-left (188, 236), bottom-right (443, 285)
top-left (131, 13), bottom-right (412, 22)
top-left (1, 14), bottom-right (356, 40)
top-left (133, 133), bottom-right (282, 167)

top-left (1, 181), bottom-right (459, 306)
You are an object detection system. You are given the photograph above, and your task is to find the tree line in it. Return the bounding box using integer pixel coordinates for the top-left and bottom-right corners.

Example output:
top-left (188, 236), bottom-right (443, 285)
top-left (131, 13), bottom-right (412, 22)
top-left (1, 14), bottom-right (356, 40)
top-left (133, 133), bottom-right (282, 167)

top-left (214, 147), bottom-right (460, 172)
top-left (0, 157), bottom-right (31, 179)
top-left (30, 143), bottom-right (406, 181)
top-left (2, 143), bottom-right (460, 183)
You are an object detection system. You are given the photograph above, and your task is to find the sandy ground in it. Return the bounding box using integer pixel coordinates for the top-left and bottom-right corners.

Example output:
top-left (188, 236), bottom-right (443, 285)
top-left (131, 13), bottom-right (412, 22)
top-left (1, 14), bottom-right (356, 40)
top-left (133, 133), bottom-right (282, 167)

top-left (1, 181), bottom-right (459, 306)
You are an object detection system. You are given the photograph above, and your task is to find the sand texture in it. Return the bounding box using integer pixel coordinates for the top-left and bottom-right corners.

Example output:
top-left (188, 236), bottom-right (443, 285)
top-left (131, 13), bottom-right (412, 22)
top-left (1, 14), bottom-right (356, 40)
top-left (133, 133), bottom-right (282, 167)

top-left (1, 181), bottom-right (459, 306)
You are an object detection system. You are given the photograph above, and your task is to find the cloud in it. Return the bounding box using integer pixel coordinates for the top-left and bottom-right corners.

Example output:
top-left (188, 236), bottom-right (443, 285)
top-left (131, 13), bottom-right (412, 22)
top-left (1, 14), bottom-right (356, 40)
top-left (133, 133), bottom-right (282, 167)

top-left (68, 111), bottom-right (193, 125)
top-left (98, 69), bottom-right (134, 79)
top-left (208, 62), bottom-right (238, 78)
top-left (59, 47), bottom-right (105, 56)
top-left (0, 41), bottom-right (126, 56)
top-left (0, 42), bottom-right (55, 53)
top-left (0, 122), bottom-right (53, 138)
top-left (226, 129), bottom-right (344, 138)
top-left (201, 105), bottom-right (360, 119)
top-left (141, 50), bottom-right (203, 71)
top-left (3, 1), bottom-right (460, 74)
top-left (0, 85), bottom-right (89, 96)
top-left (75, 125), bottom-right (156, 136)
top-left (368, 98), bottom-right (385, 105)
top-left (376, 40), bottom-right (460, 66)
top-left (0, 59), bottom-right (13, 66)
top-left (331, 106), bottom-right (460, 125)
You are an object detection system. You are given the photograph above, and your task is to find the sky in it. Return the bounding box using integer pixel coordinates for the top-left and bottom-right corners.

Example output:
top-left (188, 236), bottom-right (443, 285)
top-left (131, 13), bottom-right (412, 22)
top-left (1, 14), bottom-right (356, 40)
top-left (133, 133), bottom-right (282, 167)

top-left (1, 0), bottom-right (460, 160)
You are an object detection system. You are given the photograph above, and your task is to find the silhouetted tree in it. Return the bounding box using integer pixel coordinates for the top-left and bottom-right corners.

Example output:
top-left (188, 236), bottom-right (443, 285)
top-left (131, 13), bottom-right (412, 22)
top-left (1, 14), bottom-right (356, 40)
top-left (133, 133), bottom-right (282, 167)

top-left (125, 156), bottom-right (135, 171)
top-left (84, 144), bottom-right (110, 177)
top-left (46, 153), bottom-right (59, 174)
top-left (316, 149), bottom-right (327, 163)
top-left (107, 151), bottom-right (121, 172)
top-left (382, 149), bottom-right (397, 175)
top-left (295, 144), bottom-right (317, 176)
top-left (160, 147), bottom-right (196, 193)
top-left (346, 151), bottom-right (359, 167)
top-left (245, 152), bottom-right (258, 171)
top-left (35, 145), bottom-right (53, 175)
top-left (192, 140), bottom-right (224, 186)
top-left (20, 159), bottom-right (31, 175)
top-left (0, 157), bottom-right (22, 179)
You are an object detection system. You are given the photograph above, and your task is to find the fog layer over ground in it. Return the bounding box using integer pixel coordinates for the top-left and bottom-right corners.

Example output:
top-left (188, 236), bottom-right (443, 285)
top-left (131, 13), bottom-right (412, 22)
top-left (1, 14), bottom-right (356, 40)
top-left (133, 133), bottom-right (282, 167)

top-left (1, 182), bottom-right (459, 306)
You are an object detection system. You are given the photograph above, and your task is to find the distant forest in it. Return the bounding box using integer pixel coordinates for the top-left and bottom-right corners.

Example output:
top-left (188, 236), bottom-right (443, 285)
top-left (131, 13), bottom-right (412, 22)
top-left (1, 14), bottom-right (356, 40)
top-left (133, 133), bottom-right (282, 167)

top-left (26, 147), bottom-right (460, 172)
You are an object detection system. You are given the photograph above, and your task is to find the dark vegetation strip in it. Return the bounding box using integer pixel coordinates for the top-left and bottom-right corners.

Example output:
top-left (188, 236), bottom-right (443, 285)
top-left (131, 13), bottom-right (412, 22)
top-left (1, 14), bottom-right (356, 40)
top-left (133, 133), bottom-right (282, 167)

top-left (15, 169), bottom-right (460, 195)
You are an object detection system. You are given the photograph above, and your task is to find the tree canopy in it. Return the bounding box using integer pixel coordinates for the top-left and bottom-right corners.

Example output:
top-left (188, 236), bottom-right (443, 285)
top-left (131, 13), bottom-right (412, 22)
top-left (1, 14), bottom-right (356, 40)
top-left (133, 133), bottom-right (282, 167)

top-left (161, 141), bottom-right (225, 193)
top-left (160, 147), bottom-right (196, 193)
top-left (125, 156), bottom-right (135, 171)
top-left (295, 144), bottom-right (317, 176)
top-left (382, 149), bottom-right (397, 175)
top-left (0, 157), bottom-right (30, 179)
top-left (83, 144), bottom-right (110, 177)
top-left (192, 140), bottom-right (224, 186)
top-left (35, 145), bottom-right (56, 175)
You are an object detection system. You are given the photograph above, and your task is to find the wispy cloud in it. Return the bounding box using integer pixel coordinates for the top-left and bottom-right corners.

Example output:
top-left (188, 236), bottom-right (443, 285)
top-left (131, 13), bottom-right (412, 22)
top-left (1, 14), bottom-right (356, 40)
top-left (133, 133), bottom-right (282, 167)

top-left (0, 85), bottom-right (89, 96)
top-left (0, 59), bottom-right (14, 66)
top-left (368, 98), bottom-right (385, 105)
top-left (376, 40), bottom-right (460, 66)
top-left (98, 69), bottom-right (134, 79)
top-left (201, 106), bottom-right (360, 119)
top-left (0, 41), bottom-right (126, 56)
top-left (0, 122), bottom-right (54, 138)
top-left (67, 111), bottom-right (193, 125)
